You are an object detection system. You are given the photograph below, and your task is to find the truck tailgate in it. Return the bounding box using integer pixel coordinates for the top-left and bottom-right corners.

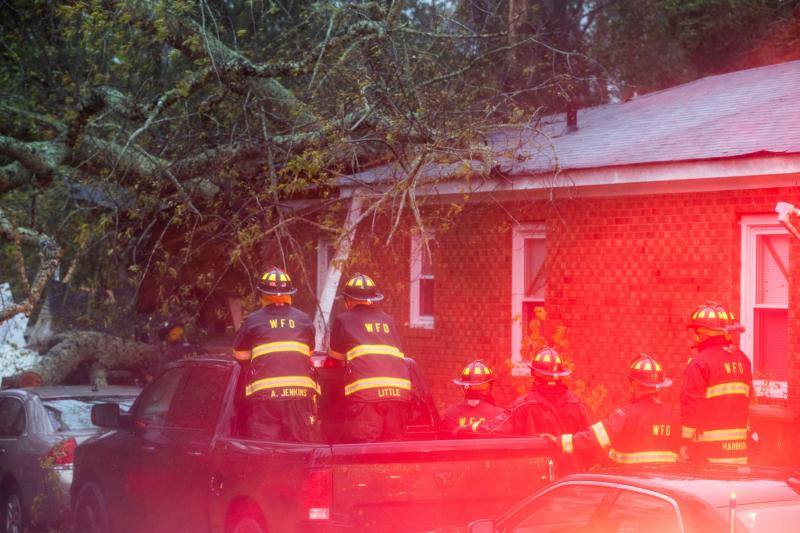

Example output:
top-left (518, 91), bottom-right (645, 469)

top-left (329, 437), bottom-right (553, 531)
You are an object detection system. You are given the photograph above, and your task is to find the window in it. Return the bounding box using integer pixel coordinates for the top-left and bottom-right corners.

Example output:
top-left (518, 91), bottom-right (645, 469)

top-left (506, 483), bottom-right (615, 532)
top-left (44, 396), bottom-right (136, 431)
top-left (604, 489), bottom-right (681, 532)
top-left (410, 232), bottom-right (435, 328)
top-left (741, 215), bottom-right (789, 398)
top-left (316, 238), bottom-right (337, 301)
top-left (168, 366), bottom-right (230, 432)
top-left (512, 223), bottom-right (546, 373)
top-left (0, 398), bottom-right (25, 437)
top-left (134, 368), bottom-right (186, 428)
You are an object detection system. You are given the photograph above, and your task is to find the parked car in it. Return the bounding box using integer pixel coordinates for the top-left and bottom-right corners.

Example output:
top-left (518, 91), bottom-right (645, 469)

top-left (467, 464), bottom-right (800, 533)
top-left (0, 385), bottom-right (140, 533)
top-left (72, 357), bottom-right (556, 533)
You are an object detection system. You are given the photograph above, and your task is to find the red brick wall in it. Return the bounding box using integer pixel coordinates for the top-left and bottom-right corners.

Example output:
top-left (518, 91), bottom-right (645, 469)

top-left (355, 186), bottom-right (800, 423)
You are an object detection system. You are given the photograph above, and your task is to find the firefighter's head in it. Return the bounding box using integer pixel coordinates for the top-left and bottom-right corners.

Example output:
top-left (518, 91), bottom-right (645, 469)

top-left (687, 301), bottom-right (743, 345)
top-left (341, 273), bottom-right (383, 309)
top-left (453, 360), bottom-right (496, 400)
top-left (257, 267), bottom-right (296, 306)
top-left (530, 347), bottom-right (571, 385)
top-left (627, 353), bottom-right (672, 397)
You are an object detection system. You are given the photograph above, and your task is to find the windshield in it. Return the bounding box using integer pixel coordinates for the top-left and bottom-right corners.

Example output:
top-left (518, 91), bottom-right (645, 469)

top-left (43, 396), bottom-right (136, 431)
top-left (737, 502), bottom-right (800, 532)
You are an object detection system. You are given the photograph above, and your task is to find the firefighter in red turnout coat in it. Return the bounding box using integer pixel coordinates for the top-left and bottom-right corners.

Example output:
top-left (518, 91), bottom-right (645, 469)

top-left (479, 347), bottom-right (590, 437)
top-left (330, 273), bottom-right (414, 442)
top-left (233, 267), bottom-right (321, 442)
top-left (552, 354), bottom-right (680, 466)
top-left (440, 360), bottom-right (504, 436)
top-left (681, 302), bottom-right (752, 464)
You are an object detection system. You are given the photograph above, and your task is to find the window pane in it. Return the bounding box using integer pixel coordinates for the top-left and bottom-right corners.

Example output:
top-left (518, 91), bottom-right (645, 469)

top-left (509, 484), bottom-right (613, 532)
top-left (419, 278), bottom-right (434, 317)
top-left (522, 301), bottom-right (543, 339)
top-left (135, 368), bottom-right (185, 428)
top-left (754, 308), bottom-right (788, 379)
top-left (44, 397), bottom-right (136, 431)
top-left (168, 366), bottom-right (230, 432)
top-left (604, 490), bottom-right (680, 533)
top-left (0, 398), bottom-right (26, 437)
top-left (756, 234), bottom-right (789, 306)
top-left (419, 247), bottom-right (433, 276)
top-left (524, 238), bottom-right (546, 300)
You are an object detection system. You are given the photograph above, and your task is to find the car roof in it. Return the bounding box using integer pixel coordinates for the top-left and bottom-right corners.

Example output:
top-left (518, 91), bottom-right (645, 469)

top-left (561, 465), bottom-right (800, 507)
top-left (2, 385), bottom-right (142, 400)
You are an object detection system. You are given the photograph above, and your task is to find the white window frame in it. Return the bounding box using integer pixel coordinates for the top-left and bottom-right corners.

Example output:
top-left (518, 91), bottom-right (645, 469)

top-left (316, 238), bottom-right (335, 301)
top-left (410, 232), bottom-right (434, 329)
top-left (740, 214), bottom-right (789, 399)
top-left (511, 223), bottom-right (546, 375)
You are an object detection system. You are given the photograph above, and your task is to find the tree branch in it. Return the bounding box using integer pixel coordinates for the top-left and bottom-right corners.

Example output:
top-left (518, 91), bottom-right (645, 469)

top-left (0, 134), bottom-right (67, 183)
top-left (0, 162), bottom-right (32, 196)
top-left (0, 207), bottom-right (62, 323)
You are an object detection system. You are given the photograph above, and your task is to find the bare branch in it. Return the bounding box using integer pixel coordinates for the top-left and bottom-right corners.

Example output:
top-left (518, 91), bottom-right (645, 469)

top-left (0, 207), bottom-right (62, 323)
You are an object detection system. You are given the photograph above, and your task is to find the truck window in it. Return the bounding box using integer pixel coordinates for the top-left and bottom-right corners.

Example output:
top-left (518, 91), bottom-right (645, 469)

top-left (168, 365), bottom-right (230, 432)
top-left (134, 368), bottom-right (185, 428)
top-left (507, 484), bottom-right (615, 532)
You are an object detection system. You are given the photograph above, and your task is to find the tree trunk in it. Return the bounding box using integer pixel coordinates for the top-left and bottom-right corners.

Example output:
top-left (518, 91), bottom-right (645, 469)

top-left (27, 331), bottom-right (159, 385)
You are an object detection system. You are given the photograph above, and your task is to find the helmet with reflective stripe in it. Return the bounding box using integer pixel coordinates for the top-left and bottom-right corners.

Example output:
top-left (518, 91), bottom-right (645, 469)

top-left (688, 301), bottom-right (744, 333)
top-left (453, 360), bottom-right (496, 387)
top-left (530, 347), bottom-right (571, 379)
top-left (342, 273), bottom-right (384, 302)
top-left (256, 266), bottom-right (297, 295)
top-left (627, 353), bottom-right (672, 390)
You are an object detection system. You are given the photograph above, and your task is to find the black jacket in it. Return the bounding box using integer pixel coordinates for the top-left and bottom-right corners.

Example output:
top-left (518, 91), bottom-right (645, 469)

top-left (233, 304), bottom-right (317, 400)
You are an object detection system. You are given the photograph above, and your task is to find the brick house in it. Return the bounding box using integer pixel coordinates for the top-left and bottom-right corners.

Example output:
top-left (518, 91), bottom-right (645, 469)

top-left (309, 60), bottom-right (800, 463)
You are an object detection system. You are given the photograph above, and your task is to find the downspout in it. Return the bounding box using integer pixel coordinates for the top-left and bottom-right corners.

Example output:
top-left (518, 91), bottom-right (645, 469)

top-left (314, 192), bottom-right (364, 352)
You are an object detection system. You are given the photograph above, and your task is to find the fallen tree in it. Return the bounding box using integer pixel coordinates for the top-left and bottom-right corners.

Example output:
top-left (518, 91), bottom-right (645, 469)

top-left (7, 331), bottom-right (159, 386)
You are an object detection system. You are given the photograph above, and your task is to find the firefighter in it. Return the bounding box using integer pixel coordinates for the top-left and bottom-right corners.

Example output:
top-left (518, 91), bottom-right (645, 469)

top-left (329, 273), bottom-right (413, 442)
top-left (158, 320), bottom-right (206, 372)
top-left (549, 354), bottom-right (680, 466)
top-left (440, 360), bottom-right (504, 436)
top-left (680, 302), bottom-right (752, 464)
top-left (233, 267), bottom-right (321, 442)
top-left (478, 347), bottom-right (590, 437)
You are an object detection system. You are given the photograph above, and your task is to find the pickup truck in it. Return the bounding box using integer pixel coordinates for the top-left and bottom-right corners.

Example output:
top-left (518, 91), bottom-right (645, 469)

top-left (71, 357), bottom-right (554, 533)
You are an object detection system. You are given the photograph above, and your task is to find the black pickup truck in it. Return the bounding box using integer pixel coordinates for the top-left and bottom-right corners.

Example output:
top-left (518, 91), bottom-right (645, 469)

top-left (71, 357), bottom-right (554, 533)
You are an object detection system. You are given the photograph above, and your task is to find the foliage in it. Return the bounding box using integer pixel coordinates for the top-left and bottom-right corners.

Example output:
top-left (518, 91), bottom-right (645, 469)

top-left (1, 1), bottom-right (797, 334)
top-left (520, 306), bottom-right (609, 417)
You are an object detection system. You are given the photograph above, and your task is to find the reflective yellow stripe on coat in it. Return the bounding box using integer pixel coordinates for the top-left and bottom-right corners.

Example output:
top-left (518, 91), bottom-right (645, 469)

top-left (681, 426), bottom-right (697, 440)
top-left (591, 421), bottom-right (612, 449)
top-left (344, 377), bottom-right (412, 396)
top-left (695, 428), bottom-right (748, 442)
top-left (705, 382), bottom-right (750, 399)
top-left (609, 450), bottom-right (678, 464)
top-left (707, 457), bottom-right (748, 465)
top-left (561, 434), bottom-right (574, 454)
top-left (345, 344), bottom-right (405, 361)
top-left (245, 376), bottom-right (319, 396)
top-left (251, 341), bottom-right (311, 359)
